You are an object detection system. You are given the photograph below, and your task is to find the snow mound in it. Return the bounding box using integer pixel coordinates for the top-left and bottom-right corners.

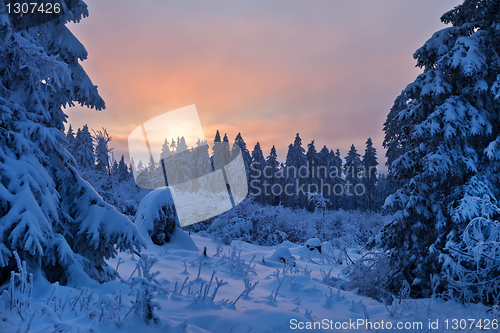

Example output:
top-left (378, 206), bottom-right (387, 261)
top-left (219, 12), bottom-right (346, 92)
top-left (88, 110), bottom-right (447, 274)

top-left (306, 238), bottom-right (322, 253)
top-left (135, 187), bottom-right (179, 245)
top-left (163, 227), bottom-right (198, 251)
top-left (267, 246), bottom-right (295, 264)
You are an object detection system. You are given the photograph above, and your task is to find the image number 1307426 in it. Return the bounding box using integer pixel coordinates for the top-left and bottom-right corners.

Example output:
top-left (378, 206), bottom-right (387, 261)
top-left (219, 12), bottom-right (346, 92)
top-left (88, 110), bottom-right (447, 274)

top-left (4, 1), bottom-right (79, 31)
top-left (128, 105), bottom-right (249, 227)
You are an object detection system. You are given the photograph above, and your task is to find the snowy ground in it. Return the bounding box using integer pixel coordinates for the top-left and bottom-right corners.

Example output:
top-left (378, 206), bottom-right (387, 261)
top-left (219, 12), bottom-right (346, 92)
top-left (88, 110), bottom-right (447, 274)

top-left (0, 228), bottom-right (497, 333)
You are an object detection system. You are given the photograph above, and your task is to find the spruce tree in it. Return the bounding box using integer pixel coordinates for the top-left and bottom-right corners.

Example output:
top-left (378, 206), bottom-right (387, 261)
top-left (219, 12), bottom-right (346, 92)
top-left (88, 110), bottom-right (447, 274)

top-left (160, 139), bottom-right (171, 160)
top-left (250, 141), bottom-right (266, 203)
top-left (362, 138), bottom-right (378, 211)
top-left (66, 124), bottom-right (76, 156)
top-left (117, 155), bottom-right (129, 181)
top-left (265, 145), bottom-right (280, 205)
top-left (285, 134), bottom-right (307, 208)
top-left (318, 146), bottom-right (331, 206)
top-left (232, 132), bottom-right (252, 183)
top-left (74, 124), bottom-right (94, 168)
top-left (377, 0), bottom-right (500, 301)
top-left (344, 144), bottom-right (362, 210)
top-left (328, 149), bottom-right (344, 210)
top-left (93, 128), bottom-right (112, 174)
top-left (306, 140), bottom-right (321, 210)
top-left (0, 2), bottom-right (144, 285)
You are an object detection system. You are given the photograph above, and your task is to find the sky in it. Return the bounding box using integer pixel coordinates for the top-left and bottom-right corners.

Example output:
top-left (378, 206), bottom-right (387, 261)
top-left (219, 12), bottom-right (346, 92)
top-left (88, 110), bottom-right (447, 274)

top-left (65, 0), bottom-right (463, 170)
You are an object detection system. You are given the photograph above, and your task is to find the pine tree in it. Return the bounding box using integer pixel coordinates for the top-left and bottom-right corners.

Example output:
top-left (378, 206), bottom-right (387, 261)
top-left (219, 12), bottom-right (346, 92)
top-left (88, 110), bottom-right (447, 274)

top-left (250, 142), bottom-right (266, 202)
top-left (177, 136), bottom-right (188, 152)
top-left (317, 146), bottom-right (331, 206)
top-left (328, 149), bottom-right (344, 210)
top-left (160, 139), bottom-right (171, 160)
top-left (117, 155), bottom-right (129, 181)
top-left (66, 124), bottom-right (76, 156)
top-left (74, 124), bottom-right (94, 168)
top-left (94, 128), bottom-right (112, 174)
top-left (306, 140), bottom-right (322, 210)
top-left (212, 130), bottom-right (230, 171)
top-left (376, 0), bottom-right (500, 301)
top-left (285, 134), bottom-right (307, 208)
top-left (170, 138), bottom-right (177, 154)
top-left (344, 144), bottom-right (362, 210)
top-left (362, 138), bottom-right (378, 211)
top-left (0, 2), bottom-right (145, 285)
top-left (232, 132), bottom-right (252, 182)
top-left (265, 145), bottom-right (280, 205)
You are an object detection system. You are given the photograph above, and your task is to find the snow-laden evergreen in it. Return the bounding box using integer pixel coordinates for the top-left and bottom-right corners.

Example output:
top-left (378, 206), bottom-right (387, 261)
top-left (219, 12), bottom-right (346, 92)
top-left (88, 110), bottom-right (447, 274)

top-left (74, 124), bottom-right (94, 168)
top-left (362, 138), bottom-right (378, 211)
top-left (0, 1), bottom-right (145, 285)
top-left (344, 144), bottom-right (362, 210)
top-left (250, 141), bottom-right (266, 203)
top-left (377, 0), bottom-right (500, 302)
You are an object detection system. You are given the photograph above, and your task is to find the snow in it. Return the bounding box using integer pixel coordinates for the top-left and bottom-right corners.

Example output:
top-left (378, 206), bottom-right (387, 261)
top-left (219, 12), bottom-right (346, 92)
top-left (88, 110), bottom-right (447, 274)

top-left (1, 229), bottom-right (496, 333)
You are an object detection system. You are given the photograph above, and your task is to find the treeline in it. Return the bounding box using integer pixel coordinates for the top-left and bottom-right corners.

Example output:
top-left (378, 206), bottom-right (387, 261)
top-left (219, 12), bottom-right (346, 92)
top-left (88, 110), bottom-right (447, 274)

top-left (65, 125), bottom-right (394, 212)
top-left (66, 124), bottom-right (130, 180)
top-left (243, 133), bottom-right (393, 212)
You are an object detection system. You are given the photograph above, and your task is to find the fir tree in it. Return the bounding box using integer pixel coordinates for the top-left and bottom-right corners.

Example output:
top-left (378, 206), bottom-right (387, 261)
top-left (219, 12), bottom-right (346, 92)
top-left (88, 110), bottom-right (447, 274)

top-left (232, 132), bottom-right (252, 182)
top-left (74, 124), bottom-right (94, 168)
top-left (329, 149), bottom-right (344, 210)
top-left (306, 140), bottom-right (322, 211)
top-left (177, 136), bottom-right (188, 152)
top-left (376, 0), bottom-right (500, 301)
top-left (285, 134), bottom-right (307, 208)
top-left (117, 155), bottom-right (129, 181)
top-left (160, 139), bottom-right (171, 160)
top-left (344, 144), bottom-right (362, 210)
top-left (66, 124), bottom-right (76, 156)
top-left (265, 145), bottom-right (280, 205)
top-left (317, 145), bottom-right (331, 206)
top-left (362, 138), bottom-right (378, 211)
top-left (0, 2), bottom-right (145, 285)
top-left (250, 142), bottom-right (266, 202)
top-left (94, 128), bottom-right (112, 174)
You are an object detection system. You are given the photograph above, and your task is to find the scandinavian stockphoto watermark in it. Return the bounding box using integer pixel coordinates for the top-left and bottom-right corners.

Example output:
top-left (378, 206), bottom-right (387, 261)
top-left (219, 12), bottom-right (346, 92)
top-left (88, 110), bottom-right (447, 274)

top-left (128, 105), bottom-right (248, 227)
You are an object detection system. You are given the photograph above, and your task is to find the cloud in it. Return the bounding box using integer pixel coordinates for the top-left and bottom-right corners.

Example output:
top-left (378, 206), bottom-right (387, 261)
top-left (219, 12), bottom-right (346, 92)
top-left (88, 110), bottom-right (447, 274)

top-left (66, 0), bottom-right (462, 170)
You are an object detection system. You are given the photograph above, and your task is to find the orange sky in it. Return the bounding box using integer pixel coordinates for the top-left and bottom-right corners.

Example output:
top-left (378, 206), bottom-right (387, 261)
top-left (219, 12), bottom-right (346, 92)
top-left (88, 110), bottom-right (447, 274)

top-left (65, 0), bottom-right (462, 169)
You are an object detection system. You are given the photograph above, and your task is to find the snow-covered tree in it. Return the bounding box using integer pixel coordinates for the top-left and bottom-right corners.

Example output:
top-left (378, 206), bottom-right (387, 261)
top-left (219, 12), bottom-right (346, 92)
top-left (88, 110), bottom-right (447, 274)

top-left (284, 134), bottom-right (307, 208)
top-left (265, 145), bottom-right (280, 205)
top-left (66, 124), bottom-right (76, 156)
top-left (160, 139), bottom-right (171, 160)
top-left (344, 144), bottom-right (362, 210)
top-left (117, 155), bottom-right (129, 181)
top-left (376, 0), bottom-right (500, 301)
top-left (232, 133), bottom-right (252, 180)
top-left (74, 124), bottom-right (94, 168)
top-left (306, 140), bottom-right (321, 211)
top-left (93, 128), bottom-right (112, 174)
top-left (0, 1), bottom-right (145, 285)
top-left (176, 136), bottom-right (188, 152)
top-left (328, 149), bottom-right (344, 210)
top-left (362, 138), bottom-right (378, 211)
top-left (250, 142), bottom-right (266, 202)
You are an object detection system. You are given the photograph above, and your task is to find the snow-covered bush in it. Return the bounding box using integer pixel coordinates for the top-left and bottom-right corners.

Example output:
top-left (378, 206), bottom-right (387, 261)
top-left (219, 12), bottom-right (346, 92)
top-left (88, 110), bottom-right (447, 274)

top-left (202, 202), bottom-right (387, 247)
top-left (346, 251), bottom-right (392, 302)
top-left (8, 252), bottom-right (32, 320)
top-left (446, 212), bottom-right (500, 304)
top-left (126, 254), bottom-right (165, 323)
top-left (135, 188), bottom-right (179, 245)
